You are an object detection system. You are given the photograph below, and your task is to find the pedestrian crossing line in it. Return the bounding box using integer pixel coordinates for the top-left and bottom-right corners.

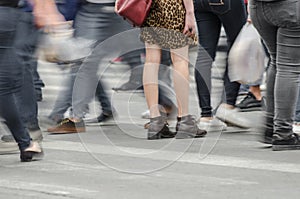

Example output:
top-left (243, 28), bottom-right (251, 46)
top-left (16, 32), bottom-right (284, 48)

top-left (0, 179), bottom-right (99, 197)
top-left (43, 140), bottom-right (300, 174)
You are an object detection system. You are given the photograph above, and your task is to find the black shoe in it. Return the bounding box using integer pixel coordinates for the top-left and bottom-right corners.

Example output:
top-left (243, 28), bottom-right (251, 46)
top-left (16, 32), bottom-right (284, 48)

top-left (272, 133), bottom-right (300, 151)
top-left (85, 112), bottom-right (116, 126)
top-left (112, 81), bottom-right (143, 92)
top-left (147, 116), bottom-right (176, 140)
top-left (236, 92), bottom-right (262, 111)
top-left (20, 142), bottom-right (44, 162)
top-left (176, 115), bottom-right (207, 139)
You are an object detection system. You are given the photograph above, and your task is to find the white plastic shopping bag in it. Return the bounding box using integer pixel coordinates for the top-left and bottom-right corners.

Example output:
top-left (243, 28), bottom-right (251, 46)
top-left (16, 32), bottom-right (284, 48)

top-left (228, 23), bottom-right (266, 84)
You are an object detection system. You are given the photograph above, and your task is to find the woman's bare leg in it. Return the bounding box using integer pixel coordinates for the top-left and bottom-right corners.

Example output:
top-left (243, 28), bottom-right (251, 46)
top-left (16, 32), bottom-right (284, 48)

top-left (143, 43), bottom-right (162, 118)
top-left (170, 46), bottom-right (189, 117)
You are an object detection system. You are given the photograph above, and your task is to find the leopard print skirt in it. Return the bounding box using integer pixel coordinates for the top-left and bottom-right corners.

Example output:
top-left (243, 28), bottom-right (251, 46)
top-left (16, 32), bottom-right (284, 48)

top-left (140, 0), bottom-right (197, 49)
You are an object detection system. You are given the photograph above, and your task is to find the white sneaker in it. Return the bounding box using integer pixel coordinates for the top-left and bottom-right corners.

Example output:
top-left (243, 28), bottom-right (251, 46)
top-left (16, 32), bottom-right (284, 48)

top-left (198, 117), bottom-right (227, 132)
top-left (216, 104), bottom-right (252, 128)
top-left (293, 123), bottom-right (300, 134)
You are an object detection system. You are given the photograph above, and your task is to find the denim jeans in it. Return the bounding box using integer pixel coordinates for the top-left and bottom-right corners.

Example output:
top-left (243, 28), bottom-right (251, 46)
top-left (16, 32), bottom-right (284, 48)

top-left (49, 65), bottom-right (78, 121)
top-left (250, 0), bottom-right (300, 137)
top-left (72, 3), bottom-right (145, 118)
top-left (14, 11), bottom-right (40, 130)
top-left (0, 7), bottom-right (30, 151)
top-left (193, 0), bottom-right (246, 117)
top-left (49, 2), bottom-right (143, 119)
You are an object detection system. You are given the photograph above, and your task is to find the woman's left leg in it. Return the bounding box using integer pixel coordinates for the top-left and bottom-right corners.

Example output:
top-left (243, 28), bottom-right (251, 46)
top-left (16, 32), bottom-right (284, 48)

top-left (170, 46), bottom-right (207, 139)
top-left (170, 46), bottom-right (190, 117)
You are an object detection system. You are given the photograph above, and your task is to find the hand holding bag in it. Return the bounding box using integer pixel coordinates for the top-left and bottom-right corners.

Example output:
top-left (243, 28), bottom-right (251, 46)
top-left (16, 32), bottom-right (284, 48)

top-left (115, 0), bottom-right (152, 27)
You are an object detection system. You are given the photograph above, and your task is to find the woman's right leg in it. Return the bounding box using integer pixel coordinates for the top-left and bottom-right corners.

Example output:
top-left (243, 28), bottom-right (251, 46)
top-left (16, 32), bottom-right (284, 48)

top-left (143, 43), bottom-right (162, 118)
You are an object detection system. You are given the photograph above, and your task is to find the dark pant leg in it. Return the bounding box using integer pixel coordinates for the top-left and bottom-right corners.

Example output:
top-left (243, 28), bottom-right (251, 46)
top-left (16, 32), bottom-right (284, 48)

top-left (72, 3), bottom-right (144, 118)
top-left (219, 0), bottom-right (247, 106)
top-left (0, 7), bottom-right (30, 151)
top-left (250, 0), bottom-right (300, 137)
top-left (194, 8), bottom-right (221, 117)
top-left (14, 11), bottom-right (39, 129)
top-left (95, 80), bottom-right (112, 114)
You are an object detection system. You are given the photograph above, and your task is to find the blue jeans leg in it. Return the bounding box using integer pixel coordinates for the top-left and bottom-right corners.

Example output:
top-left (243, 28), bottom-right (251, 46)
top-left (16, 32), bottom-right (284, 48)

top-left (0, 7), bottom-right (31, 151)
top-left (72, 3), bottom-right (144, 118)
top-left (14, 11), bottom-right (40, 129)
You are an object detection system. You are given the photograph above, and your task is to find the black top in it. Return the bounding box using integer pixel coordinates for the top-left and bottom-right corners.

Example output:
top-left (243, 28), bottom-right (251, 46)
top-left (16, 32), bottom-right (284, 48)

top-left (0, 0), bottom-right (19, 7)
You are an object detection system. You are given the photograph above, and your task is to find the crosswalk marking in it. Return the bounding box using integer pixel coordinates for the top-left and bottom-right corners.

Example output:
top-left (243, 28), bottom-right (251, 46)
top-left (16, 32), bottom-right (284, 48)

top-left (43, 140), bottom-right (300, 174)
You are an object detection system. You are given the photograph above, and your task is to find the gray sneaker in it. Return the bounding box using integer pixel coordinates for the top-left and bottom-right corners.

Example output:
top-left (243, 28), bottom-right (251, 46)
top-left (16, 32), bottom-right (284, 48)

top-left (0, 141), bottom-right (19, 155)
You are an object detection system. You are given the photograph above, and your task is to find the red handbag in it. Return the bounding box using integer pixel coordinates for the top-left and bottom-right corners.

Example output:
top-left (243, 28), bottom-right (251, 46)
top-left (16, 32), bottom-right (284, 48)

top-left (115, 0), bottom-right (152, 27)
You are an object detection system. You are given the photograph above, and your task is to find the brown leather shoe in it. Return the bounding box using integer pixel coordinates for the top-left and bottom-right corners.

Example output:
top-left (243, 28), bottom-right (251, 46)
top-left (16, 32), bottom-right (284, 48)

top-left (47, 118), bottom-right (86, 134)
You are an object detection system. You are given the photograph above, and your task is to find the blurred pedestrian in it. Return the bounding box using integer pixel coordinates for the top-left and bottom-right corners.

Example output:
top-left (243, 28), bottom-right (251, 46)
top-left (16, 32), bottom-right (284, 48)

top-left (0, 0), bottom-right (63, 161)
top-left (46, 0), bottom-right (144, 133)
top-left (250, 0), bottom-right (300, 150)
top-left (1, 0), bottom-right (45, 143)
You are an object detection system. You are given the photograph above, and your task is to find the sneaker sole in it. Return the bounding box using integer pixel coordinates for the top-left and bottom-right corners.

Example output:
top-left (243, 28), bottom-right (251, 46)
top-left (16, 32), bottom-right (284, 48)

top-left (198, 125), bottom-right (227, 132)
top-left (48, 128), bottom-right (86, 134)
top-left (238, 107), bottom-right (262, 112)
top-left (272, 144), bottom-right (300, 151)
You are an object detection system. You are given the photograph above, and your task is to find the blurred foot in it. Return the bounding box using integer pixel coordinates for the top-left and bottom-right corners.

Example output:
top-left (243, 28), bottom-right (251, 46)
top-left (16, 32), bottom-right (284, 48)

top-left (47, 118), bottom-right (86, 134)
top-left (216, 104), bottom-right (251, 128)
top-left (85, 113), bottom-right (116, 126)
top-left (198, 117), bottom-right (227, 132)
top-left (39, 115), bottom-right (62, 128)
